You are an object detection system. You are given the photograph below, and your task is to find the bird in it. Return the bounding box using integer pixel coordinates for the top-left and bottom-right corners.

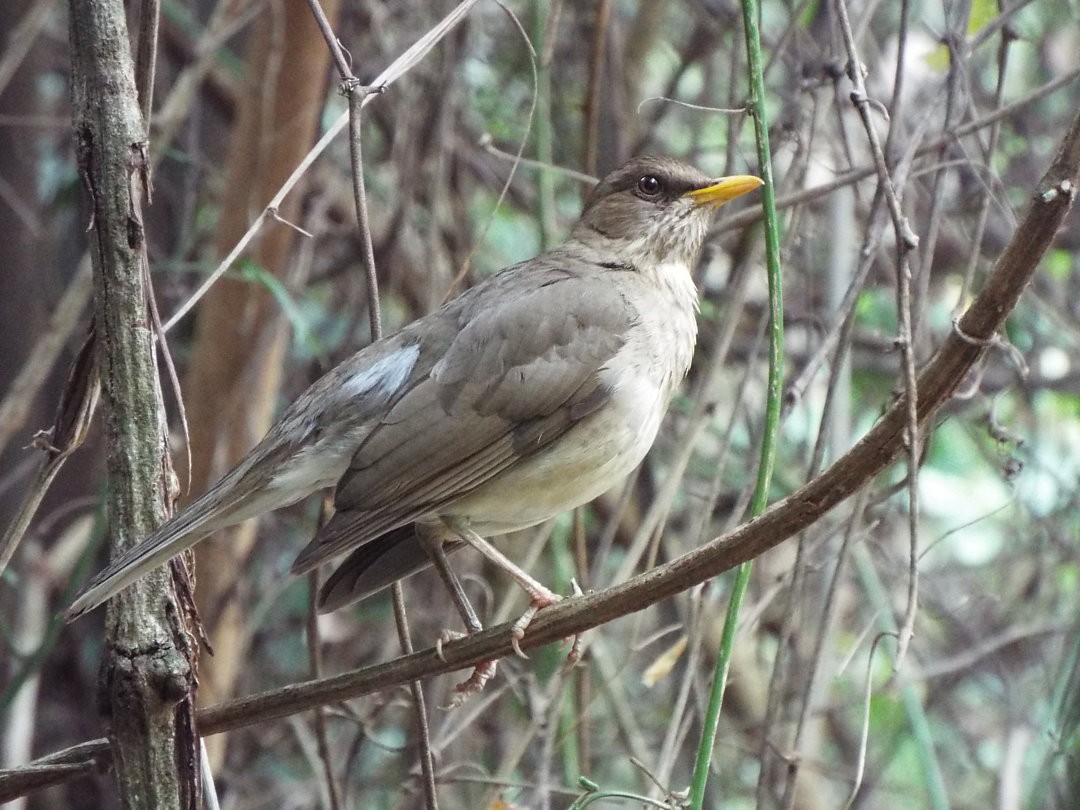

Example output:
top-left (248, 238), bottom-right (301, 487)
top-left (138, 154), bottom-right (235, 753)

top-left (66, 156), bottom-right (762, 688)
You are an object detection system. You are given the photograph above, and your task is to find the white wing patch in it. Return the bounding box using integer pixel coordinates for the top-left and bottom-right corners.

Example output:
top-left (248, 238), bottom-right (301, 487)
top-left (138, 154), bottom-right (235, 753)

top-left (341, 343), bottom-right (420, 399)
top-left (268, 343), bottom-right (420, 499)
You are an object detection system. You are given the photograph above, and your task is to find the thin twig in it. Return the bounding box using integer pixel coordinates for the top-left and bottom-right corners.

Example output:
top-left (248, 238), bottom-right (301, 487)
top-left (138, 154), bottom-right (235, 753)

top-left (392, 587), bottom-right (438, 809)
top-left (716, 65), bottom-right (1080, 236)
top-left (0, 0), bottom-right (53, 99)
top-left (835, 0), bottom-right (923, 668)
top-left (162, 0), bottom-right (483, 334)
top-left (4, 108), bottom-right (1079, 803)
top-left (446, 0), bottom-right (538, 299)
top-left (307, 566), bottom-right (342, 809)
top-left (956, 24), bottom-right (1016, 310)
top-left (583, 0), bottom-right (611, 177)
top-left (302, 1), bottom-right (438, 805)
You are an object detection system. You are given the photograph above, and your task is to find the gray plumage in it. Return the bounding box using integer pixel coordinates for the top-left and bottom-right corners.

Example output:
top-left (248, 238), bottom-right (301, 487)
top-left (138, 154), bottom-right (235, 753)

top-left (66, 156), bottom-right (761, 621)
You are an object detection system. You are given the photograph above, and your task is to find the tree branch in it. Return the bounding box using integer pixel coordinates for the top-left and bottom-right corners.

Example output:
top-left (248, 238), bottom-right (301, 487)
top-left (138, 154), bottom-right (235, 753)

top-left (3, 93), bottom-right (1076, 810)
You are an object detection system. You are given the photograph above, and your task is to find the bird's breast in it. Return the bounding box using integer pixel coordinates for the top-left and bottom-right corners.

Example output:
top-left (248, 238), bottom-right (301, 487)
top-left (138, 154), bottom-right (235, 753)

top-left (441, 372), bottom-right (668, 534)
top-left (442, 286), bottom-right (697, 534)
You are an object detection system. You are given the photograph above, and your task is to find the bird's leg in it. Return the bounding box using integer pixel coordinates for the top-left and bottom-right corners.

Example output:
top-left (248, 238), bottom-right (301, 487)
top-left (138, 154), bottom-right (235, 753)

top-left (423, 537), bottom-right (483, 637)
top-left (561, 579), bottom-right (586, 671)
top-left (445, 520), bottom-right (563, 659)
top-left (416, 528), bottom-right (496, 701)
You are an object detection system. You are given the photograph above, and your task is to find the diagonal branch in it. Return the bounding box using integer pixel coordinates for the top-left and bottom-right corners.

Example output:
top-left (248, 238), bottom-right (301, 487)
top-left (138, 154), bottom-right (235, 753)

top-left (2, 106), bottom-right (1077, 808)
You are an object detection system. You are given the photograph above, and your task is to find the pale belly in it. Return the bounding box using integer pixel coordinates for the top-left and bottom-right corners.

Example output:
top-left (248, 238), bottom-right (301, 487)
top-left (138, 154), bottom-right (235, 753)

top-left (441, 373), bottom-right (668, 534)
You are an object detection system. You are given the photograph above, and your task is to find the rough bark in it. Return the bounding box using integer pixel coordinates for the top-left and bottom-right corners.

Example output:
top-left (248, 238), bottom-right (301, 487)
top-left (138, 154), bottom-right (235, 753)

top-left (68, 0), bottom-right (195, 806)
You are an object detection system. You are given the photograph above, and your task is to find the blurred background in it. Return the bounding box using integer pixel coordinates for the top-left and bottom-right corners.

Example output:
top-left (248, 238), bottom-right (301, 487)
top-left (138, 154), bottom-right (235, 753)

top-left (1, 0), bottom-right (1078, 807)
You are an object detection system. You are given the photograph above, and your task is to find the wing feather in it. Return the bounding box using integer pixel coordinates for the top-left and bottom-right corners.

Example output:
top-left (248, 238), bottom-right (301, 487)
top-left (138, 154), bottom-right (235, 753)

top-left (290, 267), bottom-right (633, 575)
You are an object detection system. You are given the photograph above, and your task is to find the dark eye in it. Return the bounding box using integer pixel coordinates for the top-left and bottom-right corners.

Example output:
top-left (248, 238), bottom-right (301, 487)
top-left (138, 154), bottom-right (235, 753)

top-left (637, 175), bottom-right (662, 196)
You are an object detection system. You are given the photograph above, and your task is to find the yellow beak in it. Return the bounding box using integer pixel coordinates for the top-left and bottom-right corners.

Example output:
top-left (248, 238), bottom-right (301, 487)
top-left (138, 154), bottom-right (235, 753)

top-left (685, 175), bottom-right (764, 207)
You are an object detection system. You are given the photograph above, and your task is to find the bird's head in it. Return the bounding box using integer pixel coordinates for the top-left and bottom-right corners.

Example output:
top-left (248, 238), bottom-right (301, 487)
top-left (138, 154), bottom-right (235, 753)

top-left (573, 156), bottom-right (763, 270)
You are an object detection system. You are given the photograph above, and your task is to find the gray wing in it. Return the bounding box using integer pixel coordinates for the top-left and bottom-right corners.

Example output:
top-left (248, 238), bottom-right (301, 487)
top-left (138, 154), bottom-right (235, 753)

top-left (290, 265), bottom-right (634, 575)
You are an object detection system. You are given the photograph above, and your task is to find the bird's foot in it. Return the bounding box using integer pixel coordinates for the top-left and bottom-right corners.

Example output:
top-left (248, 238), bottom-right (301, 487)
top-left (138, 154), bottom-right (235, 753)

top-left (448, 660), bottom-right (498, 708)
top-left (435, 629), bottom-right (499, 707)
top-left (509, 577), bottom-right (584, 658)
top-left (509, 588), bottom-right (559, 658)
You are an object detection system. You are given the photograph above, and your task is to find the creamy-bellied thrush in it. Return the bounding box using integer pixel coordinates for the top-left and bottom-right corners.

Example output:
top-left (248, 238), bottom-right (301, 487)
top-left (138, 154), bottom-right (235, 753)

top-left (67, 156), bottom-right (762, 687)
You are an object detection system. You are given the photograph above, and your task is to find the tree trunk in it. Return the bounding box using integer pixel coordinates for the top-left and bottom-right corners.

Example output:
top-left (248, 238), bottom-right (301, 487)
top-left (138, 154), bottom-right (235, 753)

top-left (68, 0), bottom-right (196, 806)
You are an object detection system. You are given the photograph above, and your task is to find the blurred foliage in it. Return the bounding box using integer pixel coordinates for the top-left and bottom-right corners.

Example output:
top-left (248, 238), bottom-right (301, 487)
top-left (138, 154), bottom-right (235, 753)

top-left (0, 0), bottom-right (1079, 808)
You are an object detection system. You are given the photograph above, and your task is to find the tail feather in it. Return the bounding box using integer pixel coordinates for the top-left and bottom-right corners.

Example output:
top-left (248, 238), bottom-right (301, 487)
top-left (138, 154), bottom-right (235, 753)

top-left (64, 465), bottom-right (279, 621)
top-left (317, 527), bottom-right (467, 613)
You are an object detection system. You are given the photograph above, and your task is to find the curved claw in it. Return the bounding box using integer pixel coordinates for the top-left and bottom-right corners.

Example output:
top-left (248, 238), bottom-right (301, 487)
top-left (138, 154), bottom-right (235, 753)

top-left (447, 660), bottom-right (498, 708)
top-left (562, 632), bottom-right (584, 671)
top-left (435, 629), bottom-right (465, 663)
top-left (509, 603), bottom-right (540, 659)
top-left (509, 581), bottom-right (584, 659)
top-left (511, 629), bottom-right (528, 660)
